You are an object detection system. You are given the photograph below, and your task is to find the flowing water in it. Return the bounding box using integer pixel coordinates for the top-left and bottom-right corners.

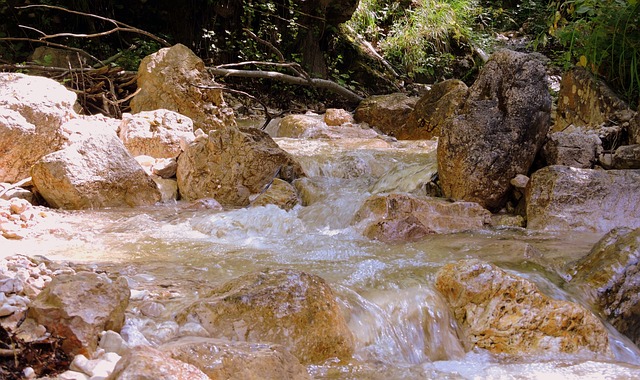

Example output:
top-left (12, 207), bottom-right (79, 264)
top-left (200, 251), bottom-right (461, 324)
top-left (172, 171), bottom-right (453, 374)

top-left (4, 130), bottom-right (640, 379)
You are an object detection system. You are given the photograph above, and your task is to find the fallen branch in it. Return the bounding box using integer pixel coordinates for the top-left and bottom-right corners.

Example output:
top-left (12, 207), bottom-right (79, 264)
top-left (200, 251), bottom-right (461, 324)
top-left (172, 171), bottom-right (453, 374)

top-left (208, 67), bottom-right (363, 104)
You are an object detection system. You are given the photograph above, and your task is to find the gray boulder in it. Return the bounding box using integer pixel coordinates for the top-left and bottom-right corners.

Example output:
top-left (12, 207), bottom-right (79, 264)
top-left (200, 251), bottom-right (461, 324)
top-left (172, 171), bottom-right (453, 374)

top-left (354, 93), bottom-right (418, 137)
top-left (542, 131), bottom-right (602, 168)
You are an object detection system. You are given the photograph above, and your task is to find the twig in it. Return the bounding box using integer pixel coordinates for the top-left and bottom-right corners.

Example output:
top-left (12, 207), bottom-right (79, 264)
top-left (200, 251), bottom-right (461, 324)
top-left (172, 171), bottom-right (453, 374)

top-left (0, 37), bottom-right (103, 66)
top-left (242, 28), bottom-right (310, 81)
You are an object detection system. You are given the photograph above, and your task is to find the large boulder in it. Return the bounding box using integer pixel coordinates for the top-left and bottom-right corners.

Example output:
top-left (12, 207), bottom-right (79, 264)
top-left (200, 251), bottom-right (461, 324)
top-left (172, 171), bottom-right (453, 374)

top-left (0, 73), bottom-right (78, 183)
top-left (526, 165), bottom-right (640, 232)
top-left (28, 271), bottom-right (130, 356)
top-left (541, 131), bottom-right (602, 168)
top-left (401, 79), bottom-right (468, 140)
top-left (568, 228), bottom-right (640, 347)
top-left (118, 110), bottom-right (195, 158)
top-left (107, 345), bottom-right (209, 380)
top-left (435, 259), bottom-right (611, 356)
top-left (176, 126), bottom-right (304, 206)
top-left (31, 132), bottom-right (161, 209)
top-left (162, 337), bottom-right (311, 380)
top-left (354, 93), bottom-right (418, 137)
top-left (554, 67), bottom-right (629, 132)
top-left (437, 50), bottom-right (551, 211)
top-left (130, 43), bottom-right (235, 133)
top-left (175, 269), bottom-right (354, 364)
top-left (353, 193), bottom-right (491, 242)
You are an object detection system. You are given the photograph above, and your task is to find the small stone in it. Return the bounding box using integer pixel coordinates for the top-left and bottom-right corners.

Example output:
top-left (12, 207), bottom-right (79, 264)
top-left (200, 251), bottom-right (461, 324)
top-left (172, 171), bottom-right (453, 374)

top-left (58, 370), bottom-right (90, 380)
top-left (99, 330), bottom-right (130, 356)
top-left (22, 367), bottom-right (36, 379)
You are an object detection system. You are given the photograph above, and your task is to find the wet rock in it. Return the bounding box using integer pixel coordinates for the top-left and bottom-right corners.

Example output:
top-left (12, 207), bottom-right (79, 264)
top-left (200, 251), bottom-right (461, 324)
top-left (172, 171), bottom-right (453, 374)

top-left (274, 114), bottom-right (324, 137)
top-left (106, 345), bottom-right (209, 380)
top-left (526, 165), bottom-right (640, 232)
top-left (401, 79), bottom-right (468, 140)
top-left (0, 73), bottom-right (78, 183)
top-left (437, 50), bottom-right (551, 211)
top-left (354, 93), bottom-right (418, 137)
top-left (353, 193), bottom-right (491, 242)
top-left (176, 268), bottom-right (354, 364)
top-left (435, 259), bottom-right (611, 356)
top-left (250, 178), bottom-right (300, 210)
top-left (31, 132), bottom-right (161, 209)
top-left (28, 271), bottom-right (130, 356)
top-left (152, 176), bottom-right (179, 203)
top-left (568, 228), bottom-right (640, 346)
top-left (130, 43), bottom-right (235, 133)
top-left (324, 108), bottom-right (354, 126)
top-left (541, 131), bottom-right (602, 168)
top-left (151, 158), bottom-right (178, 179)
top-left (554, 67), bottom-right (629, 133)
top-left (162, 336), bottom-right (311, 380)
top-left (611, 144), bottom-right (640, 169)
top-left (177, 126), bottom-right (304, 206)
top-left (118, 110), bottom-right (195, 158)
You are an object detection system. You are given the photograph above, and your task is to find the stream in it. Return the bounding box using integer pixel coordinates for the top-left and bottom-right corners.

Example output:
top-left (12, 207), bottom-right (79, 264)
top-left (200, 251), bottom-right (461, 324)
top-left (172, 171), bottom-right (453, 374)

top-left (4, 127), bottom-right (640, 379)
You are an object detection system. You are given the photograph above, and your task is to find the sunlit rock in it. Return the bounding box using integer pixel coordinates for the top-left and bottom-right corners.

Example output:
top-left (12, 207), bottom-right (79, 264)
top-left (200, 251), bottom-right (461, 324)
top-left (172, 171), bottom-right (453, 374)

top-left (324, 108), bottom-right (354, 126)
top-left (273, 114), bottom-right (379, 139)
top-left (175, 268), bottom-right (354, 364)
top-left (353, 193), bottom-right (491, 242)
top-left (568, 227), bottom-right (640, 347)
top-left (28, 271), bottom-right (130, 356)
top-left (541, 131), bottom-right (602, 168)
top-left (118, 110), bottom-right (195, 158)
top-left (106, 345), bottom-right (209, 380)
top-left (554, 67), bottom-right (629, 133)
top-left (354, 92), bottom-right (418, 137)
top-left (130, 43), bottom-right (235, 133)
top-left (250, 178), bottom-right (300, 211)
top-left (437, 49), bottom-right (551, 211)
top-left (526, 165), bottom-right (640, 232)
top-left (31, 132), bottom-right (161, 209)
top-left (401, 79), bottom-right (468, 140)
top-left (162, 336), bottom-right (311, 380)
top-left (435, 259), bottom-right (611, 356)
top-left (176, 126), bottom-right (304, 206)
top-left (0, 73), bottom-right (78, 183)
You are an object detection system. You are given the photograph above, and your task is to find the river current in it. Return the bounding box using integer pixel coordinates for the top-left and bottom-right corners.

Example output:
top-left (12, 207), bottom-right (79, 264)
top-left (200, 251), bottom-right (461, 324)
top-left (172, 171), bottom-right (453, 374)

top-left (4, 129), bottom-right (640, 379)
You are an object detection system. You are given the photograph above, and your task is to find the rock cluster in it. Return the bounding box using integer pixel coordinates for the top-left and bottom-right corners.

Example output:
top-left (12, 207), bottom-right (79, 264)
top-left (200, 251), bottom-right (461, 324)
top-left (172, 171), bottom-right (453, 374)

top-left (0, 198), bottom-right (50, 239)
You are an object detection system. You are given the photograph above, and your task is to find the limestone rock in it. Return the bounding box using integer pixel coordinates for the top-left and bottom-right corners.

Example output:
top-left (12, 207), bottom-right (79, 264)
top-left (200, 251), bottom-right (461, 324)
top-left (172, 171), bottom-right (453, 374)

top-left (118, 110), bottom-right (195, 158)
top-left (401, 79), bottom-right (468, 140)
top-left (526, 165), bottom-right (640, 232)
top-left (0, 73), bottom-right (78, 183)
top-left (630, 109), bottom-right (640, 144)
top-left (568, 228), bottom-right (640, 346)
top-left (274, 114), bottom-right (324, 138)
top-left (542, 131), bottom-right (602, 168)
top-left (31, 46), bottom-right (89, 68)
top-left (162, 336), bottom-right (311, 380)
top-left (175, 268), bottom-right (354, 364)
top-left (250, 178), bottom-right (300, 210)
top-left (106, 345), bottom-right (209, 380)
top-left (31, 132), bottom-right (160, 209)
top-left (353, 193), bottom-right (491, 242)
top-left (324, 108), bottom-right (354, 126)
top-left (435, 259), bottom-right (611, 356)
top-left (176, 126), bottom-right (304, 206)
top-left (437, 50), bottom-right (551, 211)
top-left (354, 93), bottom-right (418, 137)
top-left (28, 271), bottom-right (130, 356)
top-left (130, 44), bottom-right (235, 133)
top-left (611, 144), bottom-right (640, 169)
top-left (554, 67), bottom-right (629, 132)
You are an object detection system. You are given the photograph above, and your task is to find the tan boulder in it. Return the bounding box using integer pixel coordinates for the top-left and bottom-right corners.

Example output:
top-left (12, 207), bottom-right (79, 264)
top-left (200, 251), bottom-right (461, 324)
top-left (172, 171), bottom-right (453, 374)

top-left (31, 132), bottom-right (161, 209)
top-left (274, 114), bottom-right (324, 138)
top-left (353, 193), bottom-right (491, 242)
top-left (526, 165), bottom-right (640, 232)
top-left (435, 259), bottom-right (611, 356)
top-left (324, 108), bottom-right (354, 126)
top-left (568, 228), bottom-right (640, 347)
top-left (118, 110), bottom-right (195, 158)
top-left (0, 73), bottom-right (78, 183)
top-left (130, 43), bottom-right (235, 133)
top-left (162, 337), bottom-right (311, 380)
top-left (437, 50), bottom-right (551, 211)
top-left (354, 93), bottom-right (418, 137)
top-left (250, 178), bottom-right (300, 210)
top-left (106, 345), bottom-right (209, 380)
top-left (175, 268), bottom-right (354, 364)
top-left (176, 126), bottom-right (304, 206)
top-left (401, 79), bottom-right (468, 140)
top-left (28, 271), bottom-right (130, 356)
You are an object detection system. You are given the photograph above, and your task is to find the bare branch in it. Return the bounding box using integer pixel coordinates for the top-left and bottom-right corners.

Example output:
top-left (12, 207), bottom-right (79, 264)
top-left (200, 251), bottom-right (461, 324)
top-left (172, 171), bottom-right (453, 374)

top-left (0, 37), bottom-right (103, 66)
top-left (242, 28), bottom-right (310, 81)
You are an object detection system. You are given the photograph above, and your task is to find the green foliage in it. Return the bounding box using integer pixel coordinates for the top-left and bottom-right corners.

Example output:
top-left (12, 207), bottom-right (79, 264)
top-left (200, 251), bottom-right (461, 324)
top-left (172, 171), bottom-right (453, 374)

top-left (548, 0), bottom-right (640, 106)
